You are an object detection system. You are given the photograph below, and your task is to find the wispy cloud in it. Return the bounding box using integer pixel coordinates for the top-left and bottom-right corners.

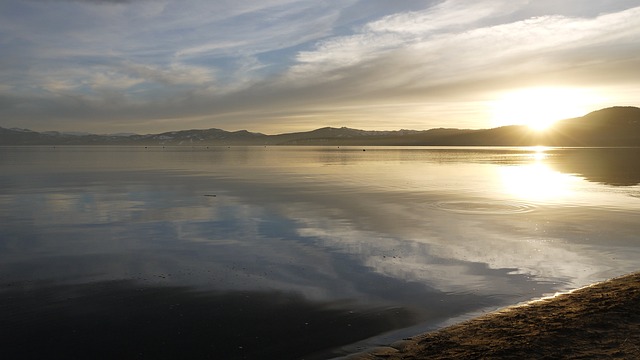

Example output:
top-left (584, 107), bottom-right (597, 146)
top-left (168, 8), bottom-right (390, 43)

top-left (289, 3), bottom-right (640, 85)
top-left (272, 3), bottom-right (640, 125)
top-left (0, 0), bottom-right (639, 132)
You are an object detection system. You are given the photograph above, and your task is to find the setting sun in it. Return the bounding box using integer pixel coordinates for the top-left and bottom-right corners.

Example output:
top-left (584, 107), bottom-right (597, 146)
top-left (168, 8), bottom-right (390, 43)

top-left (490, 87), bottom-right (598, 131)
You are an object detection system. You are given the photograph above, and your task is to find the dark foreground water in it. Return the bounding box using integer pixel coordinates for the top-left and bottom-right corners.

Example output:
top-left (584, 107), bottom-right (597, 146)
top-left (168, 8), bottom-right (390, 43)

top-left (1, 146), bottom-right (639, 359)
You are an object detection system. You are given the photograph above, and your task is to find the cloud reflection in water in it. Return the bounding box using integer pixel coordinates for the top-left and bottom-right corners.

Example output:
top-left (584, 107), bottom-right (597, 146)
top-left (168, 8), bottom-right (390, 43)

top-left (1, 146), bottom-right (640, 356)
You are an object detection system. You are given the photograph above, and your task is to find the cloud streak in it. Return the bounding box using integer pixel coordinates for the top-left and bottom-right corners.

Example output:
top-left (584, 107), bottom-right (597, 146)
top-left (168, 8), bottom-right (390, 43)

top-left (0, 0), bottom-right (639, 133)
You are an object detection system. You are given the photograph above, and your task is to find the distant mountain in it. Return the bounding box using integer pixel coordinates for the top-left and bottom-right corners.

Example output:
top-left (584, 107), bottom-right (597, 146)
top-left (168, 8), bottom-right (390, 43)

top-left (544, 106), bottom-right (640, 146)
top-left (0, 127), bottom-right (269, 146)
top-left (1, 106), bottom-right (639, 146)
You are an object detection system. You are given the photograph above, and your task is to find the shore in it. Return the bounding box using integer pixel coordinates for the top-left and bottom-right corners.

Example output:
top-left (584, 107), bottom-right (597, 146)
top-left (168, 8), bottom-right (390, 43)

top-left (347, 272), bottom-right (640, 359)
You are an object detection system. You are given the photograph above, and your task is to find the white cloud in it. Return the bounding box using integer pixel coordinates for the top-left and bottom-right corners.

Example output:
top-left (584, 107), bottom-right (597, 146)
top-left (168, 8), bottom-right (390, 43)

top-left (364, 0), bottom-right (526, 34)
top-left (175, 41), bottom-right (250, 58)
top-left (289, 0), bottom-right (526, 76)
top-left (287, 4), bottom-right (640, 92)
top-left (1, 0), bottom-right (639, 132)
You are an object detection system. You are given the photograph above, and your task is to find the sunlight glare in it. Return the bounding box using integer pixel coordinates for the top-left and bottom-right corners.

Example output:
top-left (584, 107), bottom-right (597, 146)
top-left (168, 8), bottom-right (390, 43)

top-left (490, 87), bottom-right (597, 131)
top-left (499, 162), bottom-right (578, 202)
top-left (532, 146), bottom-right (548, 161)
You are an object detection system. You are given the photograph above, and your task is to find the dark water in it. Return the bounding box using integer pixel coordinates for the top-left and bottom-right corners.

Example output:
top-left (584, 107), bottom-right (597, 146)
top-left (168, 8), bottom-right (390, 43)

top-left (1, 146), bottom-right (639, 359)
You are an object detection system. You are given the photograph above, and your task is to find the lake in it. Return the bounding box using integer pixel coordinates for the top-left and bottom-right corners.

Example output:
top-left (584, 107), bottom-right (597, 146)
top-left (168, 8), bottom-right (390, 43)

top-left (1, 146), bottom-right (639, 359)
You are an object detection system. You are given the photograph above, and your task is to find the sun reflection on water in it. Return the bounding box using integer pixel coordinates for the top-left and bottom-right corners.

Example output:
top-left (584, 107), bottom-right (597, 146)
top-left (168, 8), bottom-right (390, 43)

top-left (531, 146), bottom-right (549, 161)
top-left (499, 149), bottom-right (579, 203)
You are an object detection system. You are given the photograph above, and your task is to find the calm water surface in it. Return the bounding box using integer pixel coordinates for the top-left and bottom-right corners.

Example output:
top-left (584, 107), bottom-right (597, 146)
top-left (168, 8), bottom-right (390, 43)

top-left (1, 146), bottom-right (639, 359)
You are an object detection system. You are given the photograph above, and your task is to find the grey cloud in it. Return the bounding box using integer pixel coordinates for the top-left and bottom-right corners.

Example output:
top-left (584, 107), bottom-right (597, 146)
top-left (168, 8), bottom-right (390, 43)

top-left (2, 1), bottom-right (639, 133)
top-left (30, 0), bottom-right (141, 3)
top-left (2, 43), bottom-right (639, 133)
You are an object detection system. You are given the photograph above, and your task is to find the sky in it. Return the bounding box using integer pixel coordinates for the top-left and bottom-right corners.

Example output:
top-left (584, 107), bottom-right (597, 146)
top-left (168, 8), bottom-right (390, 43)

top-left (1, 0), bottom-right (639, 134)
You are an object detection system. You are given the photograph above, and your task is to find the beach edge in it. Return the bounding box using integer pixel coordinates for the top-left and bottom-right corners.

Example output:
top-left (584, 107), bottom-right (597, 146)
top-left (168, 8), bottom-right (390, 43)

top-left (344, 272), bottom-right (640, 359)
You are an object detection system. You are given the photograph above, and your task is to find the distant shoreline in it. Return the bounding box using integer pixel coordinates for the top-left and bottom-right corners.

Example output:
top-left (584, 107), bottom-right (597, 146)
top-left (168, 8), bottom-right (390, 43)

top-left (2, 106), bottom-right (639, 146)
top-left (346, 271), bottom-right (640, 359)
top-left (1, 144), bottom-right (640, 148)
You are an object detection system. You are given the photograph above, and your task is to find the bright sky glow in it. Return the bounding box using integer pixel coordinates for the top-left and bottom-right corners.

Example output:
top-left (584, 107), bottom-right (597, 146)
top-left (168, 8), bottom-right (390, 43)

top-left (489, 87), bottom-right (603, 130)
top-left (0, 0), bottom-right (639, 133)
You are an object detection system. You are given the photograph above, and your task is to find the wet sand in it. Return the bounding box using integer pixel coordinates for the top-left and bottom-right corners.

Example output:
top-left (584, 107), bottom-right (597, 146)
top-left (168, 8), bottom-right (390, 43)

top-left (348, 272), bottom-right (640, 359)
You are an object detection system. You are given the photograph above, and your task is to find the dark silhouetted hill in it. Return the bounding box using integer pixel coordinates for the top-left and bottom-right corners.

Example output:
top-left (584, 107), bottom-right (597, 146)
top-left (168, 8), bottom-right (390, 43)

top-left (1, 106), bottom-right (638, 146)
top-left (543, 106), bottom-right (640, 146)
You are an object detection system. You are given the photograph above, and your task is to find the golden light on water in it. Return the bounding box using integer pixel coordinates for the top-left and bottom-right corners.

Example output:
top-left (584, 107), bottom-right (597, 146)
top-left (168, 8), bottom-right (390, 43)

top-left (532, 146), bottom-right (549, 161)
top-left (499, 150), bottom-right (578, 202)
top-left (489, 87), bottom-right (600, 131)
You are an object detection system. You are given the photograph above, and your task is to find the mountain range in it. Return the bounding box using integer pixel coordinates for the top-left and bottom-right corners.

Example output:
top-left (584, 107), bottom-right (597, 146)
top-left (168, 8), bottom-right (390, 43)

top-left (1, 106), bottom-right (639, 146)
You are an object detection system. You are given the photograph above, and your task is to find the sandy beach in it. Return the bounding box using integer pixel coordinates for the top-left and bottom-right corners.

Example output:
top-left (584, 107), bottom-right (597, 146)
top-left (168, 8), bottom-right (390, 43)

top-left (347, 272), bottom-right (640, 359)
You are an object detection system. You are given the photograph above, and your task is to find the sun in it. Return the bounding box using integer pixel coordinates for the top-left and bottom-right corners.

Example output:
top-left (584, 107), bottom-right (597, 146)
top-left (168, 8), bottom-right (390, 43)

top-left (489, 87), bottom-right (594, 131)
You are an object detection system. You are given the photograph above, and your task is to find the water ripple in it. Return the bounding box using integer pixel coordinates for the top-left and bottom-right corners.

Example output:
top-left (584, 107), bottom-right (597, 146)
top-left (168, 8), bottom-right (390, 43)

top-left (433, 200), bottom-right (536, 215)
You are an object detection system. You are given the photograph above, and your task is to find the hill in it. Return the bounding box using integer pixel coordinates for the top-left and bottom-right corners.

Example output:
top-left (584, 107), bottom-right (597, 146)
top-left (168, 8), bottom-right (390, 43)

top-left (544, 106), bottom-right (640, 146)
top-left (1, 106), bottom-right (639, 146)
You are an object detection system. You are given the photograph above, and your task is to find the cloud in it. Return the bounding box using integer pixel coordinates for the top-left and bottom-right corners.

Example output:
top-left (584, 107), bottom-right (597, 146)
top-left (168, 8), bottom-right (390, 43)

top-left (273, 3), bottom-right (640, 121)
top-left (29, 0), bottom-right (139, 3)
top-left (1, 0), bottom-right (639, 133)
top-left (364, 0), bottom-right (527, 34)
top-left (289, 3), bottom-right (640, 85)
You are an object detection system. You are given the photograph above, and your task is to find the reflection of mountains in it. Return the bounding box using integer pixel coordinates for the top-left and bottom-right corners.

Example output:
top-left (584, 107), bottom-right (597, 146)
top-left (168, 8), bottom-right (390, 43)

top-left (548, 148), bottom-right (640, 186)
top-left (2, 106), bottom-right (639, 146)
